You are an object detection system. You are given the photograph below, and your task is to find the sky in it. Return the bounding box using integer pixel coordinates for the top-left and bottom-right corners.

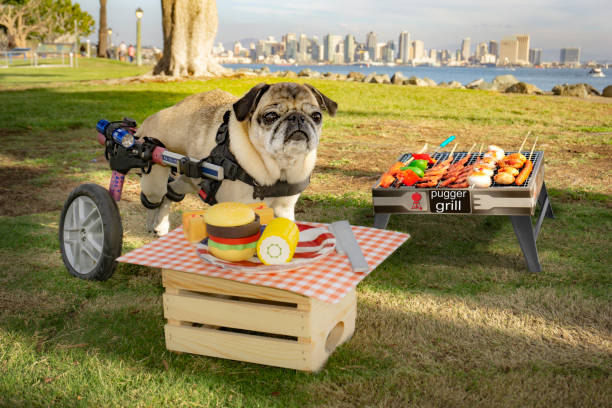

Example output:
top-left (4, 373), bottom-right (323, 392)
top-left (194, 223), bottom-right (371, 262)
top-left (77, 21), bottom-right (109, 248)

top-left (76, 0), bottom-right (612, 61)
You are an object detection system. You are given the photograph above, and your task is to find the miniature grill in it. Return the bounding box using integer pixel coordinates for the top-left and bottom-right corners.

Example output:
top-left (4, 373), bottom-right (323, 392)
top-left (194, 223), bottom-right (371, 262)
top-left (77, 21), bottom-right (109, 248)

top-left (372, 151), bottom-right (545, 216)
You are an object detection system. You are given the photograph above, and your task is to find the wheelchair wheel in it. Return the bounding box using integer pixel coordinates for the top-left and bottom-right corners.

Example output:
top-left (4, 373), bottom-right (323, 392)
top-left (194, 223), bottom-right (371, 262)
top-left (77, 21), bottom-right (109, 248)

top-left (59, 183), bottom-right (123, 281)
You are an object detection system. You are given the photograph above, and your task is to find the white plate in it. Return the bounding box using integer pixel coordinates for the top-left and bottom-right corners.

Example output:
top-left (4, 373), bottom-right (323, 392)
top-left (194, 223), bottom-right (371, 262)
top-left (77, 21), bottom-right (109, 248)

top-left (194, 223), bottom-right (336, 274)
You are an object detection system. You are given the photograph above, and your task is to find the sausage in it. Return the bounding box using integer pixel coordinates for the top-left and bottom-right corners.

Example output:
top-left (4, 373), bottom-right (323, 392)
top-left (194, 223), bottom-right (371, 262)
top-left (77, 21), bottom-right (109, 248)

top-left (514, 160), bottom-right (533, 185)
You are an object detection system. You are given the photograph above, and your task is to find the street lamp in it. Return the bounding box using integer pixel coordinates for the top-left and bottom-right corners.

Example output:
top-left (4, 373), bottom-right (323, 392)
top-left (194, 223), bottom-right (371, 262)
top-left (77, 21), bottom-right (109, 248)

top-left (135, 7), bottom-right (143, 66)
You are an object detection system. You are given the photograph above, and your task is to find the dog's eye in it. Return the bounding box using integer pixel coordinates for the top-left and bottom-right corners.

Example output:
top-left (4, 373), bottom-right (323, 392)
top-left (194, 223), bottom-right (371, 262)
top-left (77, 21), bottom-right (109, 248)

top-left (263, 112), bottom-right (279, 125)
top-left (311, 112), bottom-right (322, 124)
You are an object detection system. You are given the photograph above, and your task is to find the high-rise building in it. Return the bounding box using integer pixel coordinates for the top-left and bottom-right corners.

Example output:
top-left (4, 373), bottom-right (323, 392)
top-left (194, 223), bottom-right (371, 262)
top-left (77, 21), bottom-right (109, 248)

top-left (460, 37), bottom-right (471, 61)
top-left (489, 40), bottom-right (499, 57)
top-left (499, 36), bottom-right (518, 65)
top-left (437, 49), bottom-right (450, 64)
top-left (412, 40), bottom-right (424, 61)
top-left (560, 48), bottom-right (580, 66)
top-left (298, 34), bottom-right (308, 61)
top-left (311, 36), bottom-right (321, 61)
top-left (476, 42), bottom-right (488, 58)
top-left (516, 35), bottom-right (530, 65)
top-left (398, 31), bottom-right (410, 63)
top-left (529, 48), bottom-right (542, 66)
top-left (366, 31), bottom-right (377, 61)
top-left (255, 40), bottom-right (265, 60)
top-left (344, 34), bottom-right (355, 63)
top-left (382, 41), bottom-right (395, 63)
top-left (323, 34), bottom-right (342, 63)
top-left (284, 33), bottom-right (297, 60)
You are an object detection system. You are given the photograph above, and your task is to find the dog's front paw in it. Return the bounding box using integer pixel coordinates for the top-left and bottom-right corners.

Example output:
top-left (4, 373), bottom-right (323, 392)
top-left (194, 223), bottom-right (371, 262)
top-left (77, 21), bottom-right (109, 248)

top-left (154, 217), bottom-right (170, 237)
top-left (146, 199), bottom-right (172, 236)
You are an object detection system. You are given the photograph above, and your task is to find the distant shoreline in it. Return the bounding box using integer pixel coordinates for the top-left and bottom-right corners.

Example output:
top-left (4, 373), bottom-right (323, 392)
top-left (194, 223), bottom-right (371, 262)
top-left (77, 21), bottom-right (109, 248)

top-left (223, 63), bottom-right (611, 92)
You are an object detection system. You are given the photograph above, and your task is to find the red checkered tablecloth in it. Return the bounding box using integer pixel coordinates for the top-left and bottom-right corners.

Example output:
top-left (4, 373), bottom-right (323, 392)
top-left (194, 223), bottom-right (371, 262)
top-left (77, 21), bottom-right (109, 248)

top-left (117, 222), bottom-right (409, 303)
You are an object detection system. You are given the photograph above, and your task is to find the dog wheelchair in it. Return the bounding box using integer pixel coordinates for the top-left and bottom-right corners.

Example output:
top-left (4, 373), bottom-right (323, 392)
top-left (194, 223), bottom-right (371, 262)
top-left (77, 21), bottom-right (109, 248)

top-left (59, 118), bottom-right (227, 281)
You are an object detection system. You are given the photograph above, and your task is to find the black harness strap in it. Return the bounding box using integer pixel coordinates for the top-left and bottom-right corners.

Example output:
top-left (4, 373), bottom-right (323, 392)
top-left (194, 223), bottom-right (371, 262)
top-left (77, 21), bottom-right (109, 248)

top-left (198, 111), bottom-right (310, 205)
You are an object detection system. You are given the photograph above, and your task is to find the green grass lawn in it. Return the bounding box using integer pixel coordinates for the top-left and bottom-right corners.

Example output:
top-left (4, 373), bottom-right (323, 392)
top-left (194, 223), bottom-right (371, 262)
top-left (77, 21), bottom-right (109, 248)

top-left (1, 59), bottom-right (611, 407)
top-left (0, 57), bottom-right (150, 88)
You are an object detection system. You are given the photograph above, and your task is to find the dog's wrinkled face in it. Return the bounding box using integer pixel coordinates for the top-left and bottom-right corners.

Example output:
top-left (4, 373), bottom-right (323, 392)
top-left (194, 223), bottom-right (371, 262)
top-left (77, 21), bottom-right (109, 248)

top-left (233, 82), bottom-right (337, 162)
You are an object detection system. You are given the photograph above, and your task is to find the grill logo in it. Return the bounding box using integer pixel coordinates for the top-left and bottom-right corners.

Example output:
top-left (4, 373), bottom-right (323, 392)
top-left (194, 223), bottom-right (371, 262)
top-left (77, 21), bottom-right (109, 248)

top-left (411, 192), bottom-right (424, 210)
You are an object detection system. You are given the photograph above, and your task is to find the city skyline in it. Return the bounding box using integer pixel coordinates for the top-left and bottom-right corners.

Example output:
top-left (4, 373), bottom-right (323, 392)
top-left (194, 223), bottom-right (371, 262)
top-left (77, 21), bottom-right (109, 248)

top-left (75, 0), bottom-right (611, 62)
top-left (218, 32), bottom-right (580, 68)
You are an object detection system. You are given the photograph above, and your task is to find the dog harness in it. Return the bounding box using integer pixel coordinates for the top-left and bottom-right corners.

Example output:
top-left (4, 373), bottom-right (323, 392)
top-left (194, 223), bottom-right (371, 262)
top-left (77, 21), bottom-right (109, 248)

top-left (196, 110), bottom-right (311, 205)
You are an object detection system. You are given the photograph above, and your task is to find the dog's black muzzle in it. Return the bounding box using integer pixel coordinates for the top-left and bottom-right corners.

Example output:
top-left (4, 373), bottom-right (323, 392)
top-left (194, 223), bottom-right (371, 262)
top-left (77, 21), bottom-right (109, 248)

top-left (284, 112), bottom-right (310, 143)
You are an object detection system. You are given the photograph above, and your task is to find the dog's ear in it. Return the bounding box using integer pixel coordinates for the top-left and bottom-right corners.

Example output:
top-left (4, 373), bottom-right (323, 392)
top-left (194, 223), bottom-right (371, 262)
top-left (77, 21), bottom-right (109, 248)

top-left (304, 84), bottom-right (338, 117)
top-left (233, 83), bottom-right (271, 121)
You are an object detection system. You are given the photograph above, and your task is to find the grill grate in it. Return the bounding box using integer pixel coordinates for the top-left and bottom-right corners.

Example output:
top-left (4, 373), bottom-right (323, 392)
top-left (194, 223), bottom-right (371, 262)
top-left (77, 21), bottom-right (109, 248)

top-left (422, 151), bottom-right (543, 188)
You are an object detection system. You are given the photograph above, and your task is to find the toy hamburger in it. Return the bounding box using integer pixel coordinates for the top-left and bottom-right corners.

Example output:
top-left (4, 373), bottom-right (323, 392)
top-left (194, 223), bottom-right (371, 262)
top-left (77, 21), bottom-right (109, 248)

top-left (203, 202), bottom-right (261, 262)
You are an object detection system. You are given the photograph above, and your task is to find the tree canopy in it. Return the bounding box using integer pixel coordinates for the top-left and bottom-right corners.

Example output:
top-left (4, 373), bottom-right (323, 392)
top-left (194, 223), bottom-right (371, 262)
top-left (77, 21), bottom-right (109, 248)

top-left (0, 0), bottom-right (94, 49)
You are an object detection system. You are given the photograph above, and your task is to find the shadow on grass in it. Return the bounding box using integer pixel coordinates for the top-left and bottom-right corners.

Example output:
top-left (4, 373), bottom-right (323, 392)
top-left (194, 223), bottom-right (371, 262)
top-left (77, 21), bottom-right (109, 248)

top-left (298, 188), bottom-right (611, 297)
top-left (0, 187), bottom-right (610, 405)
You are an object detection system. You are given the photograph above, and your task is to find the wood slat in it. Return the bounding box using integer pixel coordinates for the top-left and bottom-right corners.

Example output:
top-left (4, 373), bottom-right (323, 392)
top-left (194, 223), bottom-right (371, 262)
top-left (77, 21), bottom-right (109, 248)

top-left (163, 291), bottom-right (309, 337)
top-left (162, 269), bottom-right (310, 310)
top-left (165, 325), bottom-right (318, 371)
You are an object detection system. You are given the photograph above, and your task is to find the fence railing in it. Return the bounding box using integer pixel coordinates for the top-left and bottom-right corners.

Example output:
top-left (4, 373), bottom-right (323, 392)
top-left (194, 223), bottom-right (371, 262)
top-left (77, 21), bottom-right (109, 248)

top-left (0, 50), bottom-right (75, 68)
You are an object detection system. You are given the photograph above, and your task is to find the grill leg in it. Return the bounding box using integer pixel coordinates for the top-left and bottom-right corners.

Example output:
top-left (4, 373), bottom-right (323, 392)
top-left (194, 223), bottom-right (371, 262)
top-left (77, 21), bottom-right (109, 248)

top-left (374, 213), bottom-right (391, 229)
top-left (538, 182), bottom-right (555, 219)
top-left (510, 216), bottom-right (541, 273)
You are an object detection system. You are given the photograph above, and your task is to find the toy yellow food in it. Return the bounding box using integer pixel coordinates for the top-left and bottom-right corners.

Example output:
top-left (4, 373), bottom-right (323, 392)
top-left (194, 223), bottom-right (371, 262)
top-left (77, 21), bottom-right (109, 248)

top-left (247, 202), bottom-right (275, 225)
top-left (182, 210), bottom-right (208, 243)
top-left (257, 217), bottom-right (299, 265)
top-left (204, 202), bottom-right (261, 262)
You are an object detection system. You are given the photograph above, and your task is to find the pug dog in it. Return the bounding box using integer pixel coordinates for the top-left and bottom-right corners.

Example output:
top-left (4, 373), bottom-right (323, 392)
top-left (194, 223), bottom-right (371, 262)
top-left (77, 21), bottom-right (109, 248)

top-left (136, 82), bottom-right (337, 236)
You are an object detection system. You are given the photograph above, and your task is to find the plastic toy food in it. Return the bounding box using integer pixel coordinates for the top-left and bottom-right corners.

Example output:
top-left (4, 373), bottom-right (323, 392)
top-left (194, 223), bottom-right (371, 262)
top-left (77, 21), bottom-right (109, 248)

top-left (203, 202), bottom-right (261, 262)
top-left (257, 217), bottom-right (299, 265)
top-left (247, 202), bottom-right (275, 225)
top-left (182, 210), bottom-right (208, 243)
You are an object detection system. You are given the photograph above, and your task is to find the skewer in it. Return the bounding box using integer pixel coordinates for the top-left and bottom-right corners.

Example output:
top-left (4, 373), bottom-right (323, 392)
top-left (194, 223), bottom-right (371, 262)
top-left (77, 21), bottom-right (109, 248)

top-left (431, 135), bottom-right (455, 156)
top-left (528, 135), bottom-right (538, 160)
top-left (465, 142), bottom-right (476, 158)
top-left (518, 130), bottom-right (530, 153)
top-left (448, 143), bottom-right (458, 159)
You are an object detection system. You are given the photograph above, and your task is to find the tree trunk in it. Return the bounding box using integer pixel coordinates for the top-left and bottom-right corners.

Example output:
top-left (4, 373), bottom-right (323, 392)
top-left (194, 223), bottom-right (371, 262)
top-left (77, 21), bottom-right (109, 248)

top-left (10, 33), bottom-right (27, 48)
top-left (97, 0), bottom-right (107, 57)
top-left (153, 0), bottom-right (226, 77)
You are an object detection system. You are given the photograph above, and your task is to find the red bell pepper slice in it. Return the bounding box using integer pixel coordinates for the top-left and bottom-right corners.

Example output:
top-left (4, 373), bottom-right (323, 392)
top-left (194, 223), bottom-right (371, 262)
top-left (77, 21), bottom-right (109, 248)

top-left (411, 153), bottom-right (436, 164)
top-left (397, 168), bottom-right (421, 186)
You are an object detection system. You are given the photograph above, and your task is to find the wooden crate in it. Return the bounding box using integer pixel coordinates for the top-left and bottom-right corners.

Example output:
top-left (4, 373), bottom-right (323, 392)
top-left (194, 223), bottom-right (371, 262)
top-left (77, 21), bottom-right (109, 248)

top-left (162, 269), bottom-right (356, 371)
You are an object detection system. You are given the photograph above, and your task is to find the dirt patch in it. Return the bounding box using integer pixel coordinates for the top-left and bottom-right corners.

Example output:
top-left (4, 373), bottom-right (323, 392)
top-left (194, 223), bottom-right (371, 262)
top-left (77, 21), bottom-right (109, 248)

top-left (0, 166), bottom-right (80, 216)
